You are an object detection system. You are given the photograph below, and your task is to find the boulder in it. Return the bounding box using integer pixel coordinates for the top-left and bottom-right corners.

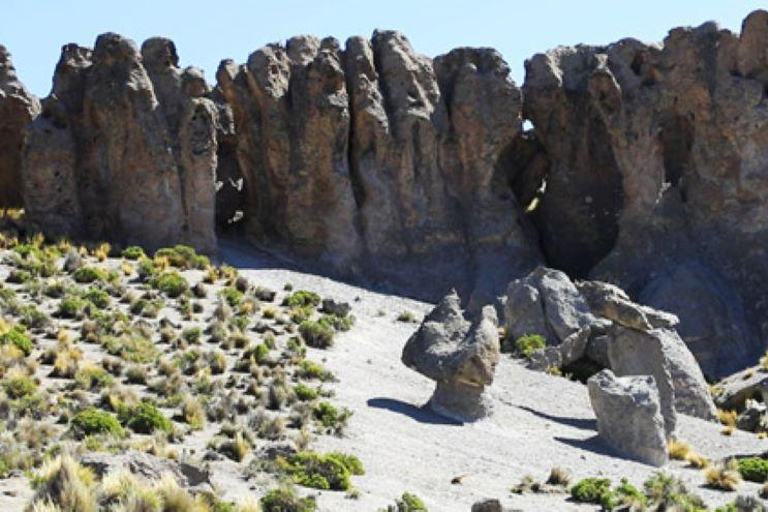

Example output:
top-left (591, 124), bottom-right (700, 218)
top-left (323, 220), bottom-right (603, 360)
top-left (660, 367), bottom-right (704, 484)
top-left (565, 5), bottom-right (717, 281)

top-left (587, 370), bottom-right (668, 467)
top-left (0, 45), bottom-right (39, 208)
top-left (471, 499), bottom-right (504, 512)
top-left (714, 367), bottom-right (768, 411)
top-left (321, 298), bottom-right (352, 318)
top-left (736, 399), bottom-right (767, 432)
top-left (79, 451), bottom-right (212, 490)
top-left (402, 291), bottom-right (500, 421)
top-left (608, 326), bottom-right (718, 433)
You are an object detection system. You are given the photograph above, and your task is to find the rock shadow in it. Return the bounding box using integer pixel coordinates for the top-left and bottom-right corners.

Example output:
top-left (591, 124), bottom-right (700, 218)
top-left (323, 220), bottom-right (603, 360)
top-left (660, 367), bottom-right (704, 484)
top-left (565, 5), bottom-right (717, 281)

top-left (367, 397), bottom-right (463, 426)
top-left (517, 405), bottom-right (597, 430)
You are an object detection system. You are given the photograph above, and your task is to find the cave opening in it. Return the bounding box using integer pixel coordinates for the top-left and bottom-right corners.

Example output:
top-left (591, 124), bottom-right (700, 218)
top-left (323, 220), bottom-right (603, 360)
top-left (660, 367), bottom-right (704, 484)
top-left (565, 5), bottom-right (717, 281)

top-left (659, 114), bottom-right (694, 197)
top-left (214, 140), bottom-right (247, 238)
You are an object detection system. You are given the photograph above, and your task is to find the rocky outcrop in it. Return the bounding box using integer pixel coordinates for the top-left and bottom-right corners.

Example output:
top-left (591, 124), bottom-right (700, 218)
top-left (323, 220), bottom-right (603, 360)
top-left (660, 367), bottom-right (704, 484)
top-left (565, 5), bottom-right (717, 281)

top-left (588, 370), bottom-right (669, 466)
top-left (22, 34), bottom-right (217, 252)
top-left (217, 32), bottom-right (540, 303)
top-left (402, 291), bottom-right (500, 422)
top-left (523, 11), bottom-right (768, 378)
top-left (0, 46), bottom-right (39, 208)
top-left (4, 12), bottom-right (768, 378)
top-left (504, 267), bottom-right (717, 425)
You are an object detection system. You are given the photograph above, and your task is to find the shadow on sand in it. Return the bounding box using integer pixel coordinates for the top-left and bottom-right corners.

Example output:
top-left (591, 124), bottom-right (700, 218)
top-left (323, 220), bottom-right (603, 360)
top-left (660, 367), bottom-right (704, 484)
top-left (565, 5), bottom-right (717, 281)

top-left (517, 405), bottom-right (597, 431)
top-left (367, 397), bottom-right (463, 426)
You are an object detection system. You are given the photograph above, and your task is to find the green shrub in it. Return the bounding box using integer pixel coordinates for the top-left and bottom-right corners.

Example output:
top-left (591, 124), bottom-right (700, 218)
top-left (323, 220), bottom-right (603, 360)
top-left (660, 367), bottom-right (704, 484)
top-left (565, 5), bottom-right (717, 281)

top-left (74, 365), bottom-right (113, 390)
top-left (396, 311), bottom-right (417, 323)
top-left (0, 327), bottom-right (32, 356)
top-left (643, 473), bottom-right (705, 511)
top-left (83, 287), bottom-right (110, 309)
top-left (118, 402), bottom-right (172, 434)
top-left (294, 383), bottom-right (319, 402)
top-left (297, 360), bottom-right (334, 381)
top-left (261, 484), bottom-right (317, 512)
top-left (218, 287), bottom-right (243, 307)
top-left (299, 321), bottom-right (334, 349)
top-left (6, 269), bottom-right (32, 284)
top-left (515, 334), bottom-right (546, 358)
top-left (737, 457), bottom-right (768, 483)
top-left (245, 343), bottom-right (270, 365)
top-left (3, 374), bottom-right (37, 399)
top-left (314, 401), bottom-right (351, 430)
top-left (320, 314), bottom-right (354, 332)
top-left (284, 451), bottom-right (353, 490)
top-left (137, 257), bottom-right (157, 280)
top-left (102, 334), bottom-right (160, 364)
top-left (614, 478), bottom-right (647, 508)
top-left (73, 266), bottom-right (106, 283)
top-left (153, 272), bottom-right (189, 298)
top-left (58, 295), bottom-right (87, 319)
top-left (328, 453), bottom-right (365, 476)
top-left (389, 492), bottom-right (428, 511)
top-left (570, 478), bottom-right (614, 507)
top-left (284, 291), bottom-right (321, 309)
top-left (121, 246), bottom-right (145, 260)
top-left (154, 245), bottom-right (209, 270)
top-left (71, 408), bottom-right (124, 439)
top-left (182, 327), bottom-right (202, 344)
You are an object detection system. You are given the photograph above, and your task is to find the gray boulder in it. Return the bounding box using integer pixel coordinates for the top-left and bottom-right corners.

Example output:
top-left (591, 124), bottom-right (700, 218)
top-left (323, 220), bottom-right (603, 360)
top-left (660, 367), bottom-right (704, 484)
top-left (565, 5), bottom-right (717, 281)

top-left (402, 291), bottom-right (500, 422)
top-left (79, 451), bottom-right (212, 490)
top-left (714, 367), bottom-right (768, 411)
top-left (588, 370), bottom-right (668, 467)
top-left (737, 399), bottom-right (767, 432)
top-left (471, 499), bottom-right (504, 512)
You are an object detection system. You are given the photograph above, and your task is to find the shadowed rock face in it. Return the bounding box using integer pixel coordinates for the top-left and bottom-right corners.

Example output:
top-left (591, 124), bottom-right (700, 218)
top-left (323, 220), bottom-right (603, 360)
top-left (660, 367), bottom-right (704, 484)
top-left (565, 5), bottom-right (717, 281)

top-left (522, 10), bottom-right (768, 377)
top-left (21, 34), bottom-right (217, 252)
top-left (0, 45), bottom-right (39, 208)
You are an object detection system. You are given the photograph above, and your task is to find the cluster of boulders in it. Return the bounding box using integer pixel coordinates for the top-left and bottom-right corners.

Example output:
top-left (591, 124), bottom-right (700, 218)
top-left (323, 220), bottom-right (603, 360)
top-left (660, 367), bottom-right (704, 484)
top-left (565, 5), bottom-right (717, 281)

top-left (713, 366), bottom-right (768, 433)
top-left (403, 267), bottom-right (718, 466)
top-left (3, 11), bottom-right (768, 374)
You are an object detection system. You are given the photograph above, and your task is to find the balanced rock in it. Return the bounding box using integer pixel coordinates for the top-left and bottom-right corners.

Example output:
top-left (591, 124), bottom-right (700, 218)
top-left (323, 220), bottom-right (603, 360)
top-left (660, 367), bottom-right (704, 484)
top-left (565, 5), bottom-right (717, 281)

top-left (588, 370), bottom-right (668, 467)
top-left (402, 291), bottom-right (500, 422)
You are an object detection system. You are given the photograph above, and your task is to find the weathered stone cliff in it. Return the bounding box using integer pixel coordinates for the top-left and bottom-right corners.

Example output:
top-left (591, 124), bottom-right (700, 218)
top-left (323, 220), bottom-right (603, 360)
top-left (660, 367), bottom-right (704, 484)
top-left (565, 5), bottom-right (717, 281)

top-left (2, 11), bottom-right (768, 376)
top-left (522, 10), bottom-right (768, 377)
top-left (21, 34), bottom-right (217, 252)
top-left (0, 45), bottom-right (39, 208)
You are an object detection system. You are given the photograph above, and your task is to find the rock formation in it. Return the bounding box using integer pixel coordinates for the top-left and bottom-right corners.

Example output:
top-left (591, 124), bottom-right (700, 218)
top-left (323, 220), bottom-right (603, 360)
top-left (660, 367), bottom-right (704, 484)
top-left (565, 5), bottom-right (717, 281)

top-left (523, 11), bottom-right (768, 378)
top-left (22, 34), bottom-right (217, 252)
top-left (402, 291), bottom-right (500, 422)
top-left (588, 369), bottom-right (669, 467)
top-left (0, 45), bottom-right (39, 208)
top-left (216, 32), bottom-right (540, 304)
top-left (504, 267), bottom-right (717, 425)
top-left (2, 11), bottom-right (768, 377)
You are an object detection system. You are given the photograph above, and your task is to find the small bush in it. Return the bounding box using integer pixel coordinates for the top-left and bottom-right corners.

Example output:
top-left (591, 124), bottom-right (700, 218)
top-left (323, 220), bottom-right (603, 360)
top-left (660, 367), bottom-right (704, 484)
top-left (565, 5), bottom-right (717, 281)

top-left (294, 383), bottom-right (319, 402)
top-left (570, 478), bottom-right (613, 507)
top-left (283, 451), bottom-right (353, 490)
top-left (0, 327), bottom-right (32, 356)
top-left (83, 287), bottom-right (110, 309)
top-left (219, 287), bottom-right (244, 307)
top-left (74, 364), bottom-right (113, 390)
top-left (261, 484), bottom-right (317, 512)
top-left (737, 457), bottom-right (768, 483)
top-left (154, 245), bottom-right (209, 270)
top-left (515, 334), bottom-right (546, 358)
top-left (73, 266), bottom-right (106, 283)
top-left (153, 272), bottom-right (189, 298)
top-left (70, 408), bottom-right (124, 439)
top-left (396, 311), bottom-right (417, 323)
top-left (299, 321), bottom-right (334, 349)
top-left (704, 460), bottom-right (741, 491)
top-left (122, 246), bottom-right (146, 260)
top-left (314, 401), bottom-right (351, 432)
top-left (284, 291), bottom-right (321, 309)
top-left (3, 373), bottom-right (37, 398)
top-left (297, 360), bottom-right (334, 382)
top-left (388, 492), bottom-right (427, 511)
top-left (119, 402), bottom-right (173, 434)
top-left (58, 295), bottom-right (87, 319)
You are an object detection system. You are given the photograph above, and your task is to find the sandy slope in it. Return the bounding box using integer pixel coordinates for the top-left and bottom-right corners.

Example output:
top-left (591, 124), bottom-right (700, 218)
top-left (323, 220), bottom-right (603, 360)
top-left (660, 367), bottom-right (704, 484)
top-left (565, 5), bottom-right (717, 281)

top-left (221, 240), bottom-right (768, 511)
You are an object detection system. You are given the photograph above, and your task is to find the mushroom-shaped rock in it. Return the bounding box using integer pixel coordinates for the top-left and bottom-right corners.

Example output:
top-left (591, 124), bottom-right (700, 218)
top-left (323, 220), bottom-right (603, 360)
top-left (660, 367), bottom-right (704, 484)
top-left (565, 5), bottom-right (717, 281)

top-left (402, 291), bottom-right (500, 422)
top-left (588, 369), bottom-right (669, 467)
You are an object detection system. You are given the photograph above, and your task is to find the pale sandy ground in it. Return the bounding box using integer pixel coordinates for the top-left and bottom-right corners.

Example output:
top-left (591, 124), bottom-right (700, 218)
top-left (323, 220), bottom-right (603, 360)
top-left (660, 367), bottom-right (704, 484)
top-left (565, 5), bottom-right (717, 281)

top-left (217, 240), bottom-right (768, 511)
top-left (1, 239), bottom-right (766, 511)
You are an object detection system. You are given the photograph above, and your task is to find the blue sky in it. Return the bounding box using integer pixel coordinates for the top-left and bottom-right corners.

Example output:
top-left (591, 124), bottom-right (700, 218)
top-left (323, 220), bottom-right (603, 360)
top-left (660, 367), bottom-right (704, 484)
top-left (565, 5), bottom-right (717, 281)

top-left (3, 0), bottom-right (766, 96)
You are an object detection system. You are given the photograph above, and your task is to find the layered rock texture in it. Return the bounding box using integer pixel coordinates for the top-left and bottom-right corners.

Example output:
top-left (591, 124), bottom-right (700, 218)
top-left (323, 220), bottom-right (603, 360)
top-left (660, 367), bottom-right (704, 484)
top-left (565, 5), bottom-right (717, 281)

top-left (22, 34), bottom-right (218, 251)
top-left (0, 45), bottom-right (39, 207)
top-left (2, 11), bottom-right (768, 376)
